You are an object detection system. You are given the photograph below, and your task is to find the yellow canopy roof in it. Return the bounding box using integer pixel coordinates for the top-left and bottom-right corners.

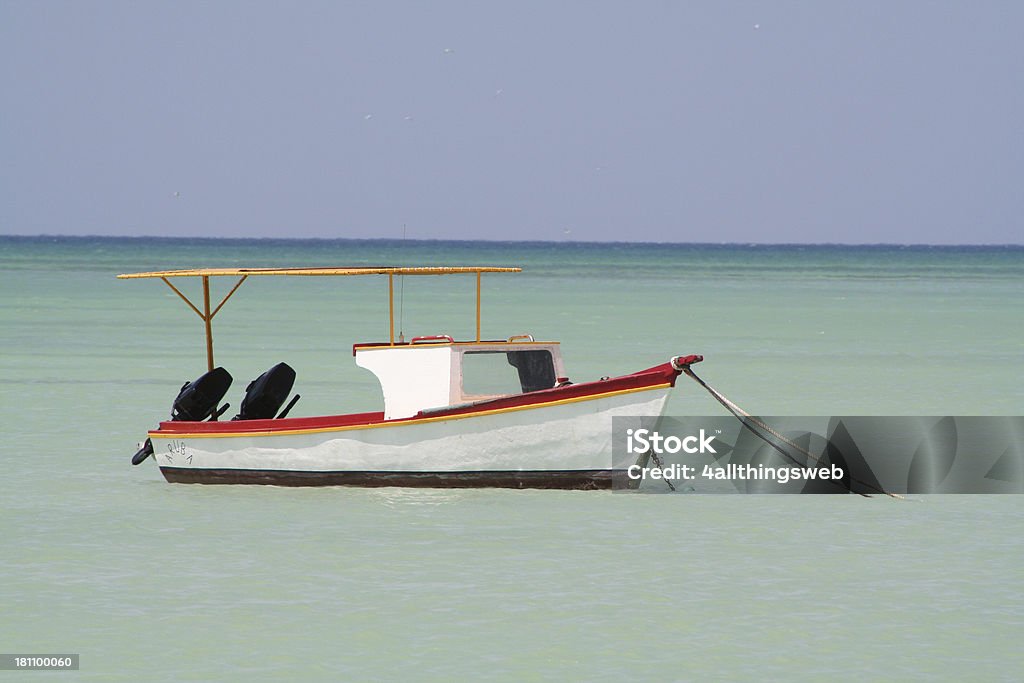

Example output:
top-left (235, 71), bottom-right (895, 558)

top-left (117, 266), bottom-right (521, 279)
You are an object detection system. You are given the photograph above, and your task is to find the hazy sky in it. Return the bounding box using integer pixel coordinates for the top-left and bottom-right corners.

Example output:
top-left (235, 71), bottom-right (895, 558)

top-left (2, 1), bottom-right (1021, 243)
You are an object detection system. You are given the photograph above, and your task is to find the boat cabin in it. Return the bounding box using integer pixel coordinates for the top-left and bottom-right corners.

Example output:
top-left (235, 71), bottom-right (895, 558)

top-left (354, 336), bottom-right (567, 419)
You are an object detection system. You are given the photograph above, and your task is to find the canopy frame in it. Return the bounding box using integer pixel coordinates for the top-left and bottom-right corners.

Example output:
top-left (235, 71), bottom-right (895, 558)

top-left (118, 266), bottom-right (521, 371)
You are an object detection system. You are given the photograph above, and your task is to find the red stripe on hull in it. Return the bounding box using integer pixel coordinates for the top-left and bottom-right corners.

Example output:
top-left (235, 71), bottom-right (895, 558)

top-left (160, 467), bottom-right (615, 490)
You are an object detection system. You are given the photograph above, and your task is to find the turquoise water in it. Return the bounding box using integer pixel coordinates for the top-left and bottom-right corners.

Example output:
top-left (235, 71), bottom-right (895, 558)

top-left (2, 236), bottom-right (1023, 680)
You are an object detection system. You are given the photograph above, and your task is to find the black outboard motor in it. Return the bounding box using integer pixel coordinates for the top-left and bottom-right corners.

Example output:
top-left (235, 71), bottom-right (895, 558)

top-left (171, 366), bottom-right (234, 421)
top-left (233, 362), bottom-right (299, 421)
top-left (132, 367), bottom-right (234, 465)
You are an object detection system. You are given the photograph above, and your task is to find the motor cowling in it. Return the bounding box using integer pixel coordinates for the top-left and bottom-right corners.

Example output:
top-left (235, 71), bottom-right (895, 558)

top-left (233, 362), bottom-right (296, 421)
top-left (171, 367), bottom-right (233, 422)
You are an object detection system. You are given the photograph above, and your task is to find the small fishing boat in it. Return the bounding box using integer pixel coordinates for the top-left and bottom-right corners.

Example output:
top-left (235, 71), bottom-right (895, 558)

top-left (120, 266), bottom-right (701, 489)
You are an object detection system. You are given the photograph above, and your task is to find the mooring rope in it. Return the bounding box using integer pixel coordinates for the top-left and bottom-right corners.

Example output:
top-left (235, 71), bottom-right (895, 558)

top-left (646, 448), bottom-right (676, 492)
top-left (680, 366), bottom-right (903, 499)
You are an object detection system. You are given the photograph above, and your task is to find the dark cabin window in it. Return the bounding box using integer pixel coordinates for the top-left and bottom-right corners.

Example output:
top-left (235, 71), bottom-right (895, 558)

top-left (506, 350), bottom-right (556, 392)
top-left (462, 350), bottom-right (555, 396)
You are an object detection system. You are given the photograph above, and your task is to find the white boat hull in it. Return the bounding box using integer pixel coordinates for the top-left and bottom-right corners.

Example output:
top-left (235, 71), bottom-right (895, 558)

top-left (151, 386), bottom-right (672, 489)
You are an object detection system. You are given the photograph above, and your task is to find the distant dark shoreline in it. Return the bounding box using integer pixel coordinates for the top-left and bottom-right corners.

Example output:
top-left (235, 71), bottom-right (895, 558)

top-left (2, 233), bottom-right (1021, 251)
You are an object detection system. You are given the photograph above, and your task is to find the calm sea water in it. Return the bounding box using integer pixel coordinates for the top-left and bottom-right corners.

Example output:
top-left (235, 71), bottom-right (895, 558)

top-left (2, 236), bottom-right (1022, 680)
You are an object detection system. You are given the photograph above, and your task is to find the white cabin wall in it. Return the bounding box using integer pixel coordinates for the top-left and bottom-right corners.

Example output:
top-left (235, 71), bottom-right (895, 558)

top-left (354, 346), bottom-right (453, 419)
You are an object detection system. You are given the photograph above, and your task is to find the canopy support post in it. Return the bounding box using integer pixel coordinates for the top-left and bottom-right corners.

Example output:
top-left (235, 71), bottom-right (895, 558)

top-left (211, 275), bottom-right (248, 318)
top-left (202, 276), bottom-right (214, 372)
top-left (160, 277), bottom-right (203, 319)
top-left (475, 271), bottom-right (482, 342)
top-left (388, 274), bottom-right (395, 345)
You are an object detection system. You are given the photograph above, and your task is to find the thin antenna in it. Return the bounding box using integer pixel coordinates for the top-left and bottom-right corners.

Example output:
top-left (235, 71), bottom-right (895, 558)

top-left (399, 224), bottom-right (406, 343)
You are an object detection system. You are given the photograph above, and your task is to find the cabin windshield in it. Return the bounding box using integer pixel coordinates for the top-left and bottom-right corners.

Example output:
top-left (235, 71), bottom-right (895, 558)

top-left (461, 349), bottom-right (556, 397)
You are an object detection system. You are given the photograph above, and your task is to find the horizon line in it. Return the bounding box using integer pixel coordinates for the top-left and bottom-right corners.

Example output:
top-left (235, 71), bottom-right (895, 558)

top-left (2, 232), bottom-right (1022, 249)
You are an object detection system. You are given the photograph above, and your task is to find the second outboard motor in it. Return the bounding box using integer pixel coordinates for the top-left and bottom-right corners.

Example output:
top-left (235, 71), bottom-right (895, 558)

top-left (233, 362), bottom-right (297, 421)
top-left (171, 366), bottom-right (233, 422)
